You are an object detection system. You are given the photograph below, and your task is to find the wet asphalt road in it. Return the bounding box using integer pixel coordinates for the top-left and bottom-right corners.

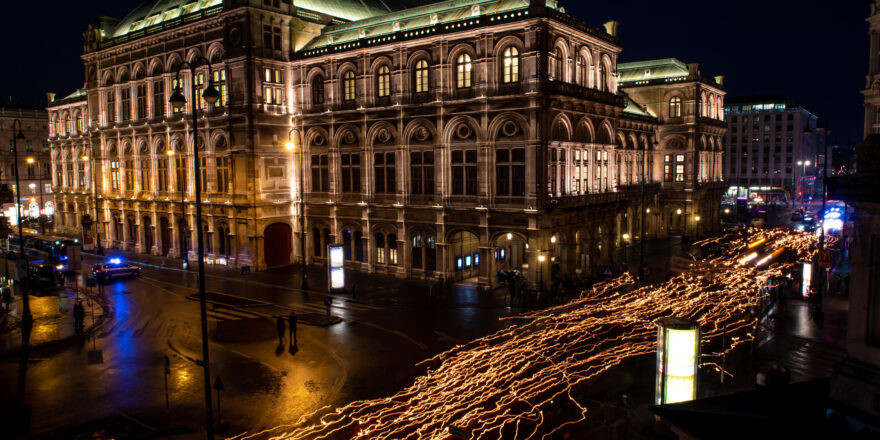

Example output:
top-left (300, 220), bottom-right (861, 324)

top-left (0, 256), bottom-right (517, 438)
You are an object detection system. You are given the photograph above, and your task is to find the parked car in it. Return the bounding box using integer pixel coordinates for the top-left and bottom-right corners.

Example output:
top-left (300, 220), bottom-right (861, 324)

top-left (92, 259), bottom-right (141, 282)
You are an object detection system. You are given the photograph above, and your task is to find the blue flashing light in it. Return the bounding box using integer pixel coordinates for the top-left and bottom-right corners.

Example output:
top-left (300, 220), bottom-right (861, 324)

top-left (109, 258), bottom-right (122, 265)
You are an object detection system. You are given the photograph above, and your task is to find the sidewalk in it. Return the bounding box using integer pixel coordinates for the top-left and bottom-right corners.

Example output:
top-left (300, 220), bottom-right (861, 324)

top-left (0, 282), bottom-right (106, 358)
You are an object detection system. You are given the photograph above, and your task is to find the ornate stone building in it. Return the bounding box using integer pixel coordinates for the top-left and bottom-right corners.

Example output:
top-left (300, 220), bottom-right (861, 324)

top-left (48, 0), bottom-right (725, 286)
top-left (0, 104), bottom-right (52, 229)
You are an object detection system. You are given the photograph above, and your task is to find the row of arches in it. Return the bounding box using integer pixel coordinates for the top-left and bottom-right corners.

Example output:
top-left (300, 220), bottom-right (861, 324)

top-left (99, 43), bottom-right (226, 87)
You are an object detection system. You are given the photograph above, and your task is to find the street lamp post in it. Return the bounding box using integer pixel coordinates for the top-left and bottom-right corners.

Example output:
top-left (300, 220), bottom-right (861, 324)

top-left (11, 119), bottom-right (32, 326)
top-left (537, 254), bottom-right (546, 294)
top-left (84, 143), bottom-right (103, 255)
top-left (26, 157), bottom-right (44, 234)
top-left (166, 148), bottom-right (189, 269)
top-left (169, 57), bottom-right (220, 439)
top-left (285, 128), bottom-right (308, 290)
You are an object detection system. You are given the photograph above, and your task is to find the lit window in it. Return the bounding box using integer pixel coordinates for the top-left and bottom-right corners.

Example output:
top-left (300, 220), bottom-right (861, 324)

top-left (212, 69), bottom-right (228, 107)
top-left (669, 97), bottom-right (682, 118)
top-left (414, 60), bottom-right (429, 93)
top-left (343, 70), bottom-right (356, 101)
top-left (377, 65), bottom-right (390, 97)
top-left (456, 54), bottom-right (472, 89)
top-left (502, 47), bottom-right (519, 83)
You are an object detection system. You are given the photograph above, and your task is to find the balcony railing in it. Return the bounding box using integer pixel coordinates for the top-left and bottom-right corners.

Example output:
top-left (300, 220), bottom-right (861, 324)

top-left (546, 81), bottom-right (624, 107)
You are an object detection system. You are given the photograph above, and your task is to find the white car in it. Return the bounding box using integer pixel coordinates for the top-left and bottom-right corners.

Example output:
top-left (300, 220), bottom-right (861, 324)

top-left (92, 259), bottom-right (141, 282)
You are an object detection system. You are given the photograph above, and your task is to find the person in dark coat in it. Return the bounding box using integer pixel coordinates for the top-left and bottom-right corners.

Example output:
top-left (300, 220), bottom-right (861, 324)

top-left (73, 301), bottom-right (85, 332)
top-left (287, 311), bottom-right (297, 348)
top-left (276, 316), bottom-right (285, 346)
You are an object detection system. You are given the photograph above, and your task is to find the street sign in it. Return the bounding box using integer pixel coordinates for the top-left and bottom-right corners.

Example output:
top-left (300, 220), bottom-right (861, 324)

top-left (602, 266), bottom-right (613, 281)
top-left (447, 426), bottom-right (472, 439)
top-left (817, 250), bottom-right (831, 269)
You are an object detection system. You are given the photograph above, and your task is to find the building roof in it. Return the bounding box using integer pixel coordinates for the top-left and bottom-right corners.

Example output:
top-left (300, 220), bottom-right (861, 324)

top-left (618, 58), bottom-right (689, 83)
top-left (300, 0), bottom-right (557, 53)
top-left (295, 0), bottom-right (439, 22)
top-left (110, 0), bottom-right (437, 39)
top-left (110, 0), bottom-right (223, 38)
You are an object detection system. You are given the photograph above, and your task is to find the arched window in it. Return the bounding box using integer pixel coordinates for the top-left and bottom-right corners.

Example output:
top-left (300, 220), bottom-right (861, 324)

top-left (343, 70), bottom-right (356, 101)
top-left (576, 55), bottom-right (587, 86)
top-left (669, 96), bottom-right (682, 118)
top-left (414, 59), bottom-right (429, 93)
top-left (312, 227), bottom-right (321, 257)
top-left (598, 61), bottom-right (606, 91)
top-left (64, 116), bottom-right (71, 135)
top-left (549, 47), bottom-right (565, 81)
top-left (412, 234), bottom-right (423, 268)
top-left (377, 65), bottom-right (391, 97)
top-left (311, 76), bottom-right (324, 105)
top-left (76, 113), bottom-right (84, 133)
top-left (502, 47), bottom-right (519, 83)
top-left (376, 232), bottom-right (385, 264)
top-left (456, 54), bottom-right (472, 89)
top-left (53, 118), bottom-right (60, 136)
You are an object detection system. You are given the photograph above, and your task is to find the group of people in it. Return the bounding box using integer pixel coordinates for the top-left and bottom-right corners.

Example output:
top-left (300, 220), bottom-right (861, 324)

top-left (276, 312), bottom-right (298, 350)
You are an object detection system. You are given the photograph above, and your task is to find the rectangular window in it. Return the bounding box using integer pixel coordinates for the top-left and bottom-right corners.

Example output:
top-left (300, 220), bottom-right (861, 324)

top-left (199, 156), bottom-right (208, 193)
top-left (311, 154), bottom-right (329, 191)
top-left (136, 83), bottom-right (147, 119)
top-left (374, 152), bottom-right (395, 193)
top-left (263, 68), bottom-right (284, 105)
top-left (157, 158), bottom-right (168, 192)
top-left (175, 156), bottom-right (187, 192)
top-left (107, 90), bottom-right (116, 123)
top-left (121, 88), bottom-right (131, 121)
top-left (140, 159), bottom-right (151, 191)
top-left (78, 162), bottom-right (86, 187)
top-left (451, 150), bottom-right (477, 195)
top-left (153, 81), bottom-right (165, 117)
top-left (263, 25), bottom-right (282, 50)
top-left (110, 160), bottom-right (120, 190)
top-left (340, 153), bottom-right (361, 193)
top-left (664, 154), bottom-right (673, 182)
top-left (66, 163), bottom-right (74, 187)
top-left (193, 73), bottom-right (205, 110)
top-left (213, 69), bottom-right (228, 107)
top-left (410, 151), bottom-right (434, 195)
top-left (124, 159), bottom-right (134, 190)
top-left (496, 148), bottom-right (526, 197)
top-left (675, 154), bottom-right (685, 182)
top-left (171, 78), bottom-right (183, 113)
top-left (215, 156), bottom-right (230, 193)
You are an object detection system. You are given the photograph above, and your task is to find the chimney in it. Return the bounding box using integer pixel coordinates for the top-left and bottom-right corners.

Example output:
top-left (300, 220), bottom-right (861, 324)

top-left (604, 20), bottom-right (619, 38)
top-left (687, 63), bottom-right (700, 76)
top-left (47, 92), bottom-right (56, 103)
top-left (714, 75), bottom-right (724, 86)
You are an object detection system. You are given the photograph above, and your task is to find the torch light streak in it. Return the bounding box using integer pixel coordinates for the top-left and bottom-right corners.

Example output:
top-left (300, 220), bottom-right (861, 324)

top-left (234, 227), bottom-right (819, 440)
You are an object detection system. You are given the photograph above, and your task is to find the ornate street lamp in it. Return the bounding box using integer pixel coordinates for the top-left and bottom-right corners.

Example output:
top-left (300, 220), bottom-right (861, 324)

top-left (286, 128), bottom-right (308, 290)
top-left (11, 119), bottom-right (32, 326)
top-left (169, 57), bottom-right (220, 439)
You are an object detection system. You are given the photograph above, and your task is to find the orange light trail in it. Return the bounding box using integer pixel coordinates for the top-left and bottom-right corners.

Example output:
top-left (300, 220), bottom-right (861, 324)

top-left (235, 228), bottom-right (820, 440)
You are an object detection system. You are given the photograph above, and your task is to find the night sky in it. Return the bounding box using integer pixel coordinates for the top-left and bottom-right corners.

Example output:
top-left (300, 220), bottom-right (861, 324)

top-left (0, 0), bottom-right (870, 143)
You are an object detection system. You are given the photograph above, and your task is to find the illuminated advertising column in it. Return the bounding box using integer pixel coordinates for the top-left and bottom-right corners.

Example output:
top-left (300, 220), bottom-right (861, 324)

top-left (801, 262), bottom-right (812, 298)
top-left (328, 245), bottom-right (345, 290)
top-left (656, 318), bottom-right (700, 405)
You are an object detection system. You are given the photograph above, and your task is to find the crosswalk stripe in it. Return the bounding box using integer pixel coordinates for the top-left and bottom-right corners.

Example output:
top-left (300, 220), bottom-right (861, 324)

top-left (214, 308), bottom-right (263, 319)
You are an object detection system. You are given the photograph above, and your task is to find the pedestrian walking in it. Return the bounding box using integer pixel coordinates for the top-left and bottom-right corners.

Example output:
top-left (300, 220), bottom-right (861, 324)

top-left (323, 296), bottom-right (332, 322)
top-left (276, 316), bottom-right (285, 346)
top-left (73, 301), bottom-right (85, 333)
top-left (287, 311), bottom-right (297, 348)
top-left (1, 286), bottom-right (10, 312)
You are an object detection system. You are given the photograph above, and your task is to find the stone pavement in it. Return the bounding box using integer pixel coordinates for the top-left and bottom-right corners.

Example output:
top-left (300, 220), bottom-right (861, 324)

top-left (0, 281), bottom-right (106, 358)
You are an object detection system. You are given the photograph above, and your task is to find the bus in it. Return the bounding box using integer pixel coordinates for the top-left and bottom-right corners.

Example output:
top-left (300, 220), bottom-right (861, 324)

top-left (7, 233), bottom-right (82, 272)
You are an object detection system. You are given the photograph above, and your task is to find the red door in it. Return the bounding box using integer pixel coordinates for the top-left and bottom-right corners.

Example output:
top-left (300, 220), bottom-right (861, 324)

top-left (264, 223), bottom-right (292, 267)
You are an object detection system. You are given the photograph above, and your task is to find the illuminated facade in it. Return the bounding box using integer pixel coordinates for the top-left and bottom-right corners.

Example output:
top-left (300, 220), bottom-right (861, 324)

top-left (49, 0), bottom-right (725, 285)
top-left (0, 104), bottom-right (52, 227)
top-left (865, 0), bottom-right (880, 137)
top-left (722, 97), bottom-right (823, 202)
